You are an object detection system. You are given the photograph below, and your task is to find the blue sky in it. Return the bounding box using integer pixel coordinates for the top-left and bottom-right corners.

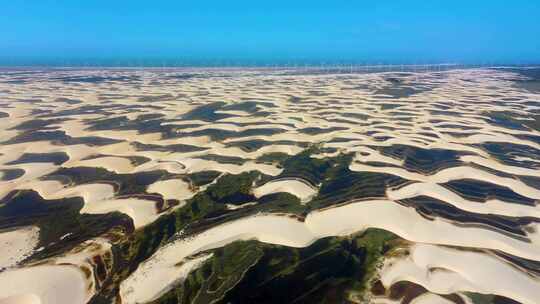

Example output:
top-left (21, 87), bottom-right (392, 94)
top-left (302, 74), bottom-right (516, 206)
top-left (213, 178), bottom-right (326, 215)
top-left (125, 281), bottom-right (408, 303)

top-left (1, 0), bottom-right (540, 64)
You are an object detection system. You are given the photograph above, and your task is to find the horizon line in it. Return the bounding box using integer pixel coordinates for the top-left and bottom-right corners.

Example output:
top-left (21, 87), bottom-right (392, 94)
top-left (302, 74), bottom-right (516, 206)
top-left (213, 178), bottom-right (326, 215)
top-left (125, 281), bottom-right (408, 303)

top-left (1, 63), bottom-right (540, 70)
top-left (0, 63), bottom-right (540, 73)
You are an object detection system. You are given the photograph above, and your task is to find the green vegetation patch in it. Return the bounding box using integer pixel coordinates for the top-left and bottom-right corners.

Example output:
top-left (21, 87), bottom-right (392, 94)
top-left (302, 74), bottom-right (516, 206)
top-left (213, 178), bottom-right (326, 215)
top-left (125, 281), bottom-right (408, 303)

top-left (0, 190), bottom-right (132, 260)
top-left (92, 192), bottom-right (228, 303)
top-left (90, 147), bottom-right (407, 302)
top-left (205, 171), bottom-right (259, 205)
top-left (153, 229), bottom-right (399, 304)
top-left (42, 167), bottom-right (175, 196)
top-left (274, 146), bottom-right (333, 186)
top-left (186, 171), bottom-right (222, 187)
top-left (152, 241), bottom-right (264, 304)
top-left (91, 171), bottom-right (264, 302)
top-left (256, 152), bottom-right (290, 165)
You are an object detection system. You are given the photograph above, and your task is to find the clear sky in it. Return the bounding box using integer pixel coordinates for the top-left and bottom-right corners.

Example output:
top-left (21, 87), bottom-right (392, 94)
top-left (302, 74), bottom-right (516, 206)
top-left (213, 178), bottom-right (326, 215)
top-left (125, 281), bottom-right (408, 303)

top-left (1, 0), bottom-right (540, 65)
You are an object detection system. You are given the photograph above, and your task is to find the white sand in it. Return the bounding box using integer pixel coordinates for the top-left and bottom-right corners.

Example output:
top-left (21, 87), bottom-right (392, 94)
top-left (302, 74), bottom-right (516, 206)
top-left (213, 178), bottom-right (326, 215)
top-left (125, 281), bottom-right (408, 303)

top-left (198, 144), bottom-right (303, 159)
top-left (0, 265), bottom-right (88, 304)
top-left (352, 147), bottom-right (404, 167)
top-left (0, 163), bottom-right (60, 199)
top-left (371, 298), bottom-right (401, 304)
top-left (146, 179), bottom-right (195, 201)
top-left (350, 163), bottom-right (540, 200)
top-left (80, 198), bottom-right (158, 229)
top-left (120, 199), bottom-right (540, 303)
top-left (253, 179), bottom-right (318, 203)
top-left (380, 244), bottom-right (540, 304)
top-left (226, 202), bottom-right (257, 210)
top-left (0, 226), bottom-right (39, 269)
top-left (410, 293), bottom-right (455, 304)
top-left (8, 181), bottom-right (115, 205)
top-left (159, 157), bottom-right (283, 176)
top-left (119, 214), bottom-right (313, 303)
top-left (64, 156), bottom-right (135, 174)
top-left (120, 254), bottom-right (212, 303)
top-left (460, 155), bottom-right (540, 177)
top-left (0, 294), bottom-right (41, 304)
top-left (387, 182), bottom-right (540, 218)
top-left (0, 238), bottom-right (111, 304)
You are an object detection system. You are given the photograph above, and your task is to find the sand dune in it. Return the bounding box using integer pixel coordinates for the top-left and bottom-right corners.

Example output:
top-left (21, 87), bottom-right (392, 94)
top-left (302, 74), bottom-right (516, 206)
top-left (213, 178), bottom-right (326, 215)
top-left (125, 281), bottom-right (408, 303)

top-left (253, 178), bottom-right (318, 203)
top-left (120, 199), bottom-right (540, 303)
top-left (64, 156), bottom-right (136, 174)
top-left (410, 293), bottom-right (456, 304)
top-left (350, 163), bottom-right (540, 200)
top-left (381, 244), bottom-right (540, 304)
top-left (0, 239), bottom-right (111, 304)
top-left (81, 198), bottom-right (158, 229)
top-left (0, 294), bottom-right (41, 304)
top-left (1, 68), bottom-right (539, 304)
top-left (0, 266), bottom-right (88, 304)
top-left (147, 178), bottom-right (195, 202)
top-left (0, 226), bottom-right (39, 270)
top-left (460, 155), bottom-right (540, 177)
top-left (387, 182), bottom-right (540, 218)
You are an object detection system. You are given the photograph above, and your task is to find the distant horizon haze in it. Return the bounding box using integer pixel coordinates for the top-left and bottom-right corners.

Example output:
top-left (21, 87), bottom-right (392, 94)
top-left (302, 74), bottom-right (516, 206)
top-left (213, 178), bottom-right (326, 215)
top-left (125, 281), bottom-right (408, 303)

top-left (2, 1), bottom-right (540, 65)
